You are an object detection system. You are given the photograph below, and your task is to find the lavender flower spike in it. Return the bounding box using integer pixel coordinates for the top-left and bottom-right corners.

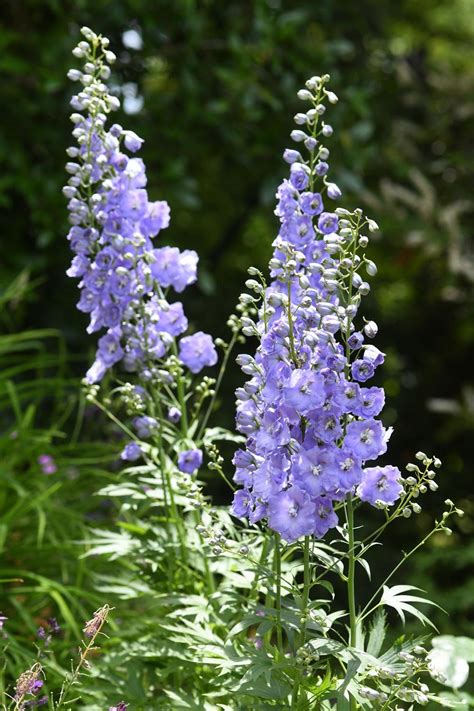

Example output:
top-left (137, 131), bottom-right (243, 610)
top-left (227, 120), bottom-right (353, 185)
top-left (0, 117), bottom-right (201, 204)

top-left (232, 75), bottom-right (402, 542)
top-left (65, 28), bottom-right (216, 383)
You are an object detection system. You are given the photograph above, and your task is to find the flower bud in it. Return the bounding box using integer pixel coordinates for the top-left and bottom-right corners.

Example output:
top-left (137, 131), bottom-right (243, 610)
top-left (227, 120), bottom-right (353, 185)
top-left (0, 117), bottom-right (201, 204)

top-left (80, 26), bottom-right (95, 40)
top-left (67, 69), bottom-right (83, 81)
top-left (290, 130), bottom-right (307, 142)
top-left (326, 182), bottom-right (341, 199)
top-left (297, 89), bottom-right (313, 100)
top-left (364, 321), bottom-right (378, 338)
top-left (283, 148), bottom-right (301, 164)
top-left (322, 124), bottom-right (333, 137)
top-left (294, 113), bottom-right (308, 125)
top-left (304, 136), bottom-right (318, 151)
top-left (305, 76), bottom-right (321, 90)
top-left (365, 260), bottom-right (377, 276)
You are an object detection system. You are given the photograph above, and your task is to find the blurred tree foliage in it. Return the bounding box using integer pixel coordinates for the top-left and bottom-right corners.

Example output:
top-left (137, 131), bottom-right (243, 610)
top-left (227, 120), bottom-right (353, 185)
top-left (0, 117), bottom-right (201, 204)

top-left (1, 0), bottom-right (473, 634)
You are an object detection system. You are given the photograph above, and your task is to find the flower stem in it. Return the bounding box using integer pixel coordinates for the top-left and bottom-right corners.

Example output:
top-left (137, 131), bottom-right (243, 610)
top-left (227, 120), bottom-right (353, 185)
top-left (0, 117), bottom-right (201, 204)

top-left (291, 536), bottom-right (311, 706)
top-left (273, 533), bottom-right (283, 655)
top-left (346, 494), bottom-right (357, 711)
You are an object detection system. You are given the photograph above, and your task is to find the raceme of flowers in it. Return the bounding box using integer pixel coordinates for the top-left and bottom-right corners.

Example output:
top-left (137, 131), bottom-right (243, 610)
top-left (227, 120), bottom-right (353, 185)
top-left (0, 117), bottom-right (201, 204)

top-left (232, 75), bottom-right (403, 542)
top-left (64, 29), bottom-right (217, 384)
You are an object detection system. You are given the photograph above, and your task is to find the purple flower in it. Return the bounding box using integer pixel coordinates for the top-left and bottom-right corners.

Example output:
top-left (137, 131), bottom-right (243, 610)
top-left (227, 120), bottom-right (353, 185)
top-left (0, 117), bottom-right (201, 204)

top-left (300, 191), bottom-right (324, 216)
top-left (355, 387), bottom-right (385, 418)
top-left (132, 416), bottom-right (158, 438)
top-left (348, 332), bottom-right (364, 350)
top-left (292, 447), bottom-right (339, 498)
top-left (179, 331), bottom-right (218, 373)
top-left (317, 212), bottom-right (339, 234)
top-left (48, 617), bottom-right (61, 635)
top-left (358, 465), bottom-right (403, 506)
top-left (141, 200), bottom-right (170, 237)
top-left (31, 680), bottom-right (44, 695)
top-left (178, 449), bottom-right (203, 474)
top-left (231, 489), bottom-right (254, 518)
top-left (120, 442), bottom-right (143, 461)
top-left (109, 704), bottom-right (128, 711)
top-left (313, 497), bottom-right (338, 537)
top-left (345, 419), bottom-right (387, 462)
top-left (38, 454), bottom-right (57, 475)
top-left (282, 369), bottom-right (325, 415)
top-left (37, 627), bottom-right (47, 640)
top-left (156, 302), bottom-right (188, 337)
top-left (351, 359), bottom-right (374, 382)
top-left (267, 487), bottom-right (318, 542)
top-left (289, 163), bottom-right (310, 191)
top-left (151, 247), bottom-right (198, 293)
top-left (167, 407), bottom-right (181, 424)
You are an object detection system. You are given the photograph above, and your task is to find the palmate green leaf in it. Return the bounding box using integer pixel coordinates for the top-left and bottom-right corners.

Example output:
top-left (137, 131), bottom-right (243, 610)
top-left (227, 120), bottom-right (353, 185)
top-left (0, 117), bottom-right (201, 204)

top-left (81, 529), bottom-right (138, 559)
top-left (379, 634), bottom-right (428, 667)
top-left (379, 584), bottom-right (441, 629)
top-left (163, 688), bottom-right (221, 710)
top-left (366, 609), bottom-right (387, 657)
top-left (231, 655), bottom-right (293, 701)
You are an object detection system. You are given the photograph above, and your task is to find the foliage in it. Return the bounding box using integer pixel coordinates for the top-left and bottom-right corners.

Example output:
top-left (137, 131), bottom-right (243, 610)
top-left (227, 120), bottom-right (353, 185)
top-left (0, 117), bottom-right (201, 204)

top-left (0, 4), bottom-right (473, 710)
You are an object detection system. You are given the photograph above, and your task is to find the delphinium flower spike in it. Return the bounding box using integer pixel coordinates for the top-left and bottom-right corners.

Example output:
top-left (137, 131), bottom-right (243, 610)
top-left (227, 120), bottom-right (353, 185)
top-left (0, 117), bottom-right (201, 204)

top-left (232, 74), bottom-right (402, 542)
top-left (64, 27), bottom-right (217, 385)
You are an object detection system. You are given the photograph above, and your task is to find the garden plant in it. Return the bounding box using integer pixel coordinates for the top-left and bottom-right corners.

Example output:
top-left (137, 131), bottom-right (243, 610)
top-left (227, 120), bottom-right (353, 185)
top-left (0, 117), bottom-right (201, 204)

top-left (1, 25), bottom-right (473, 711)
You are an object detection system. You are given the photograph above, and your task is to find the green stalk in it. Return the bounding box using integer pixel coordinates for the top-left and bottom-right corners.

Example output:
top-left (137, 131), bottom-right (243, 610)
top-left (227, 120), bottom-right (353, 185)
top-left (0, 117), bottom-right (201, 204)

top-left (301, 535), bottom-right (311, 646)
top-left (291, 536), bottom-right (311, 707)
top-left (274, 533), bottom-right (283, 655)
top-left (346, 494), bottom-right (357, 711)
top-left (169, 340), bottom-right (216, 596)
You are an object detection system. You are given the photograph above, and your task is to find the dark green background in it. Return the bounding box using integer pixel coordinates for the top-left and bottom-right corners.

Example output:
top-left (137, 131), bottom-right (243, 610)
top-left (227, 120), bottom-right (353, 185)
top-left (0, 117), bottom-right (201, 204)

top-left (1, 0), bottom-right (473, 635)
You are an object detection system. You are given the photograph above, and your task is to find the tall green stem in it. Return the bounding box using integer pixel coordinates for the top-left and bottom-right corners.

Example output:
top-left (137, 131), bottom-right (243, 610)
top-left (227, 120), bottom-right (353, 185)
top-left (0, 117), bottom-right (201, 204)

top-left (274, 533), bottom-right (283, 655)
top-left (170, 339), bottom-right (216, 596)
top-left (346, 494), bottom-right (357, 711)
top-left (291, 536), bottom-right (311, 707)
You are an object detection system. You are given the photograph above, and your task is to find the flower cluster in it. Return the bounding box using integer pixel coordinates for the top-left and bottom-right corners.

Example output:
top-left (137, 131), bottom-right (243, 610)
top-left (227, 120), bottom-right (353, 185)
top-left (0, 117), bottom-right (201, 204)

top-left (232, 75), bottom-right (402, 542)
top-left (37, 454), bottom-right (57, 475)
top-left (14, 663), bottom-right (45, 706)
top-left (64, 27), bottom-right (217, 383)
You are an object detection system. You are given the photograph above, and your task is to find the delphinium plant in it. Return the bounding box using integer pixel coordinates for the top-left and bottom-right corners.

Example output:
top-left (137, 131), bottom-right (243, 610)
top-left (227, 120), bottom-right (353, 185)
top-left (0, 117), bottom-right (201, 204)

top-left (219, 75), bottom-right (468, 708)
top-left (63, 26), bottom-right (242, 602)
